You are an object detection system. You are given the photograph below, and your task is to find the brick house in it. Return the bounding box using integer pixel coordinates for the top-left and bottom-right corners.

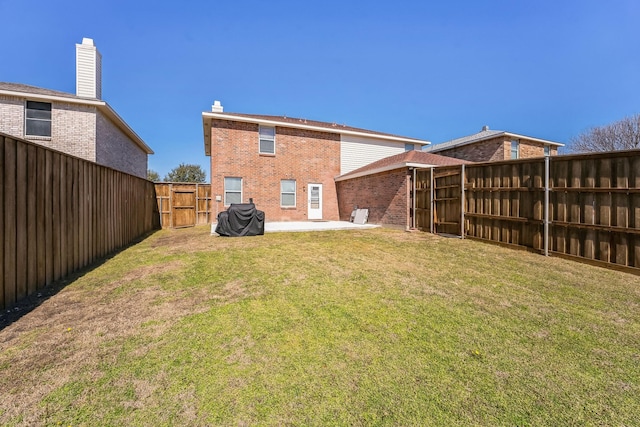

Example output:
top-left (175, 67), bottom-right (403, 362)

top-left (0, 38), bottom-right (152, 178)
top-left (423, 125), bottom-right (563, 162)
top-left (202, 102), bottom-right (430, 223)
top-left (336, 150), bottom-right (469, 228)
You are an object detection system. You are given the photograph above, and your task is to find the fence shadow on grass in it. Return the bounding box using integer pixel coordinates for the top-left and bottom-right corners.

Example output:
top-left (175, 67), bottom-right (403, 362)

top-left (0, 230), bottom-right (160, 331)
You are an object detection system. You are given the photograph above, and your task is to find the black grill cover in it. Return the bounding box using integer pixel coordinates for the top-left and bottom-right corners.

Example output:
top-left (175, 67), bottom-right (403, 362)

top-left (215, 202), bottom-right (265, 237)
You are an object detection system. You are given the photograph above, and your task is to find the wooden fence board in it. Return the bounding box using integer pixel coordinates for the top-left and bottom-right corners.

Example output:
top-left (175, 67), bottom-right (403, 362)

top-left (16, 141), bottom-right (28, 300)
top-left (0, 136), bottom-right (4, 309)
top-left (1, 133), bottom-right (160, 310)
top-left (4, 137), bottom-right (17, 307)
top-left (416, 150), bottom-right (640, 273)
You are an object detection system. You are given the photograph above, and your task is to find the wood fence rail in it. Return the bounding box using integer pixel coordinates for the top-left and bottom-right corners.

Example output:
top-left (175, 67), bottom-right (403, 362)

top-left (1, 133), bottom-right (160, 310)
top-left (415, 150), bottom-right (640, 273)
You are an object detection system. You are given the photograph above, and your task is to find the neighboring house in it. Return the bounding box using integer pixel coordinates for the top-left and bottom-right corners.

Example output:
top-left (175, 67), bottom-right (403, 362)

top-left (202, 102), bottom-right (430, 223)
top-left (0, 38), bottom-right (152, 178)
top-left (423, 125), bottom-right (563, 162)
top-left (335, 150), bottom-right (469, 228)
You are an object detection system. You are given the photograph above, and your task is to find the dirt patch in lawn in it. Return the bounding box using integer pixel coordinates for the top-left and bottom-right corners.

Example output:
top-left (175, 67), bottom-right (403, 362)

top-left (0, 257), bottom-right (209, 425)
top-left (151, 225), bottom-right (266, 254)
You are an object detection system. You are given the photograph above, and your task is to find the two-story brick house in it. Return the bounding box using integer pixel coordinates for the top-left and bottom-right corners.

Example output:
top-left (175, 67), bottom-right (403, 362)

top-left (0, 38), bottom-right (152, 178)
top-left (202, 102), bottom-right (431, 223)
top-left (423, 125), bottom-right (563, 162)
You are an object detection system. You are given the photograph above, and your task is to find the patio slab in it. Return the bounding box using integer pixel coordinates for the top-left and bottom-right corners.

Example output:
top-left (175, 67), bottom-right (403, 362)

top-left (211, 221), bottom-right (379, 234)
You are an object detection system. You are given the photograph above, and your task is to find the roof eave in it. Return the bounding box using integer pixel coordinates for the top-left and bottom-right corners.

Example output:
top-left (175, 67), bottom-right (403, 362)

top-left (335, 161), bottom-right (439, 182)
top-left (202, 112), bottom-right (430, 146)
top-left (428, 131), bottom-right (564, 152)
top-left (100, 103), bottom-right (154, 154)
top-left (0, 88), bottom-right (153, 155)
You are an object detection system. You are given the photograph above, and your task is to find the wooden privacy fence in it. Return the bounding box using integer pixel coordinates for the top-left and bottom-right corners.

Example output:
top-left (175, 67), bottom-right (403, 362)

top-left (415, 150), bottom-right (640, 273)
top-left (155, 183), bottom-right (212, 228)
top-left (1, 133), bottom-right (160, 310)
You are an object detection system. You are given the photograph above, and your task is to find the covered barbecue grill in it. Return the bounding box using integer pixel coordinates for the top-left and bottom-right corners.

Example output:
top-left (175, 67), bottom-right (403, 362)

top-left (215, 199), bottom-right (265, 237)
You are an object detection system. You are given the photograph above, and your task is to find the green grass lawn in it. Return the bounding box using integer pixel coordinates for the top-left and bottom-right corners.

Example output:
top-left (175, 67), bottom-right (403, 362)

top-left (1, 227), bottom-right (639, 426)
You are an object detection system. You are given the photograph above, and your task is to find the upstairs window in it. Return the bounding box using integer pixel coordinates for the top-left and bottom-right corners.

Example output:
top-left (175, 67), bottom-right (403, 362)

top-left (259, 126), bottom-right (275, 154)
top-left (544, 145), bottom-right (551, 156)
top-left (281, 179), bottom-right (296, 207)
top-left (405, 143), bottom-right (415, 151)
top-left (510, 139), bottom-right (520, 159)
top-left (224, 177), bottom-right (242, 205)
top-left (25, 101), bottom-right (52, 137)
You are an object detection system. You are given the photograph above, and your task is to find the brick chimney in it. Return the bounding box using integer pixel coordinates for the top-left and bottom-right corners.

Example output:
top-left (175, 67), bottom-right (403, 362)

top-left (76, 38), bottom-right (102, 99)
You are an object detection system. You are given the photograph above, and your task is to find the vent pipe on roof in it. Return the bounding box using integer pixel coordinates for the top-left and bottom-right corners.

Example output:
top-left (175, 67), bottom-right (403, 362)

top-left (76, 38), bottom-right (102, 99)
top-left (482, 125), bottom-right (489, 131)
top-left (212, 100), bottom-right (223, 113)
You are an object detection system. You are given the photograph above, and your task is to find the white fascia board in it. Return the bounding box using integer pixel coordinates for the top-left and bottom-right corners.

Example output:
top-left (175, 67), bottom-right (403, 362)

top-left (0, 88), bottom-right (105, 106)
top-left (100, 103), bottom-right (154, 154)
top-left (334, 162), bottom-right (437, 182)
top-left (0, 88), bottom-right (153, 154)
top-left (504, 132), bottom-right (565, 147)
top-left (202, 112), bottom-right (431, 145)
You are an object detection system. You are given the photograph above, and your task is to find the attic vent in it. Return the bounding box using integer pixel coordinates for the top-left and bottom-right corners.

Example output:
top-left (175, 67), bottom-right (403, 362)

top-left (482, 125), bottom-right (490, 131)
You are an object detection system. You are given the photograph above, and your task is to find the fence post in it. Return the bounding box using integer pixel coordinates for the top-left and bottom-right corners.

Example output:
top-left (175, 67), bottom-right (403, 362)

top-left (412, 168), bottom-right (416, 229)
top-left (195, 183), bottom-right (199, 225)
top-left (430, 167), bottom-right (434, 234)
top-left (460, 164), bottom-right (465, 239)
top-left (169, 183), bottom-right (173, 229)
top-left (544, 156), bottom-right (550, 256)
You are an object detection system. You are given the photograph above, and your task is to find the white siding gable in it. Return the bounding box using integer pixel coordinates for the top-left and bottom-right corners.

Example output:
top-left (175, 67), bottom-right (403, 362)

top-left (340, 135), bottom-right (406, 175)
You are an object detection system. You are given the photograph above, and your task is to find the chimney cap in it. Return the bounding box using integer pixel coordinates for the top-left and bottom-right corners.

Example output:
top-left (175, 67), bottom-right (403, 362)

top-left (81, 37), bottom-right (95, 46)
top-left (481, 125), bottom-right (489, 131)
top-left (212, 100), bottom-right (223, 113)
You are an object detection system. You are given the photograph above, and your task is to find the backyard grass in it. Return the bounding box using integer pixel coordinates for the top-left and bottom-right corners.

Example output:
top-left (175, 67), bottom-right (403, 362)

top-left (1, 226), bottom-right (639, 426)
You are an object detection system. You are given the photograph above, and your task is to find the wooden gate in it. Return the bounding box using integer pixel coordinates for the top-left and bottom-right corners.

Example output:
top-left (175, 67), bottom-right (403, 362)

top-left (171, 185), bottom-right (197, 228)
top-left (155, 183), bottom-right (212, 228)
top-left (415, 166), bottom-right (464, 236)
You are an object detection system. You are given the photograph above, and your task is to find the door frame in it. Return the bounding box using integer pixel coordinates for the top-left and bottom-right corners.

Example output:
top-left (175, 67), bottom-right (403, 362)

top-left (307, 183), bottom-right (323, 220)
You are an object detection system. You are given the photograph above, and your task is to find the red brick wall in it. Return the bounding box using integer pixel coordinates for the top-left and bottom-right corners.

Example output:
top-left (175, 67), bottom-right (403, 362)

top-left (336, 168), bottom-right (410, 228)
top-left (436, 137), bottom-right (558, 162)
top-left (436, 137), bottom-right (505, 162)
top-left (209, 119), bottom-right (341, 222)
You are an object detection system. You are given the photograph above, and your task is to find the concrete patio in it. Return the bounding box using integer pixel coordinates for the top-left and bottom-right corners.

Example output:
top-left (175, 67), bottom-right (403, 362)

top-left (211, 221), bottom-right (380, 235)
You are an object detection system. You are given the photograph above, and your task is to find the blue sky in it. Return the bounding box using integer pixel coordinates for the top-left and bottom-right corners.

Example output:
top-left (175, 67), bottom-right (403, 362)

top-left (1, 0), bottom-right (639, 179)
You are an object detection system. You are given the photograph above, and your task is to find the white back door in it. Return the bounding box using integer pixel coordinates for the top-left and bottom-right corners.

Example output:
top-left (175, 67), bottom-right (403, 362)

top-left (307, 183), bottom-right (322, 220)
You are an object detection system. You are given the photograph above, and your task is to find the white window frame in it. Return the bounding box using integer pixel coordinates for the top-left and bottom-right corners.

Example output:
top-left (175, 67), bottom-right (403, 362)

top-left (224, 177), bottom-right (242, 206)
top-left (510, 139), bottom-right (520, 159)
top-left (280, 179), bottom-right (296, 207)
top-left (259, 125), bottom-right (276, 154)
top-left (25, 100), bottom-right (52, 138)
top-left (544, 145), bottom-right (550, 156)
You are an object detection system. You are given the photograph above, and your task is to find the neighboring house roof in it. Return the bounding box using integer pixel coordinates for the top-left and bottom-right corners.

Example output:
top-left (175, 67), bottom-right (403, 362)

top-left (424, 126), bottom-right (564, 153)
top-left (202, 111), bottom-right (430, 156)
top-left (335, 150), bottom-right (470, 181)
top-left (0, 82), bottom-right (153, 154)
